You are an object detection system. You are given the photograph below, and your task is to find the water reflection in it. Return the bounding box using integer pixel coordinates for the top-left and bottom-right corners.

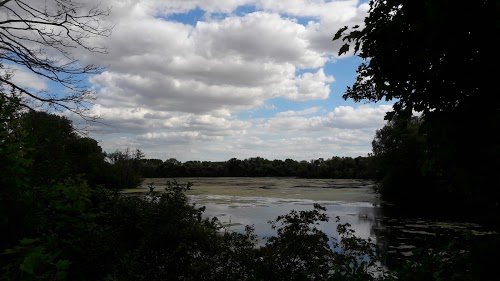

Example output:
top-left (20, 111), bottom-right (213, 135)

top-left (188, 192), bottom-right (495, 266)
top-left (139, 177), bottom-right (496, 266)
top-left (189, 194), bottom-right (382, 244)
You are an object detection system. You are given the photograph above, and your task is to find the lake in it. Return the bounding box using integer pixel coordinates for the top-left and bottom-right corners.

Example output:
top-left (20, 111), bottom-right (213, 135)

top-left (132, 177), bottom-right (496, 264)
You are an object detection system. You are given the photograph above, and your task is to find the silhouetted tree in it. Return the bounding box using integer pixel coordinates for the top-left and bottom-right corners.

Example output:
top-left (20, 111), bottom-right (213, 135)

top-left (334, 0), bottom-right (499, 207)
top-left (0, 0), bottom-right (112, 119)
top-left (371, 116), bottom-right (427, 202)
top-left (105, 148), bottom-right (144, 189)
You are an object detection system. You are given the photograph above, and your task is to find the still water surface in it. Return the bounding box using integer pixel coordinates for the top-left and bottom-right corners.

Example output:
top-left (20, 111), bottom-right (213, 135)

top-left (138, 177), bottom-right (495, 260)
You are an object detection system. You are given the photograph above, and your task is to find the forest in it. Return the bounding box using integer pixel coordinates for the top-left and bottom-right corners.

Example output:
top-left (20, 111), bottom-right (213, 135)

top-left (137, 155), bottom-right (373, 179)
top-left (2, 104), bottom-right (496, 280)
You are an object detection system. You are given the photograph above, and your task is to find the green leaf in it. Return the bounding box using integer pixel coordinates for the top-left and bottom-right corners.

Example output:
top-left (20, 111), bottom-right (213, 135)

top-left (332, 26), bottom-right (348, 41)
top-left (338, 44), bottom-right (350, 55)
top-left (56, 259), bottom-right (71, 270)
top-left (20, 248), bottom-right (44, 274)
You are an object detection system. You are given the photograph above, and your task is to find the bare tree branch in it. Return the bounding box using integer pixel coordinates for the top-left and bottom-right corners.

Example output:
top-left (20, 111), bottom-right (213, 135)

top-left (0, 1), bottom-right (11, 8)
top-left (0, 0), bottom-right (112, 120)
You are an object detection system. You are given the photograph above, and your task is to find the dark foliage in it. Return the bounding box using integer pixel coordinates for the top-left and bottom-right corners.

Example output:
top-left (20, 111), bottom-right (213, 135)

top-left (1, 101), bottom-right (490, 280)
top-left (19, 111), bottom-right (107, 187)
top-left (333, 0), bottom-right (499, 210)
top-left (138, 155), bottom-right (375, 179)
top-left (104, 148), bottom-right (145, 189)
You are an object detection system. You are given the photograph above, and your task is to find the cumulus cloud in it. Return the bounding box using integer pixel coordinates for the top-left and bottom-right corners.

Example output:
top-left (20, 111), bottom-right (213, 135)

top-left (256, 0), bottom-right (369, 54)
top-left (82, 104), bottom-right (252, 136)
top-left (291, 68), bottom-right (334, 100)
top-left (91, 104), bottom-right (391, 161)
top-left (2, 65), bottom-right (48, 91)
top-left (276, 107), bottom-right (321, 117)
top-left (260, 105), bottom-right (390, 133)
top-left (61, 0), bottom-right (385, 161)
top-left (325, 105), bottom-right (393, 129)
top-left (85, 9), bottom-right (339, 114)
top-left (138, 131), bottom-right (224, 143)
top-left (79, 0), bottom-right (368, 115)
top-left (193, 12), bottom-right (326, 68)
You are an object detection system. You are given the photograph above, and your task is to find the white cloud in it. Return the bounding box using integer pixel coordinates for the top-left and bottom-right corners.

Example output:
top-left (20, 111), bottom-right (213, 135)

top-left (2, 65), bottom-right (48, 91)
top-left (290, 68), bottom-right (334, 100)
top-left (89, 104), bottom-right (391, 161)
top-left (325, 105), bottom-right (393, 129)
top-left (260, 104), bottom-right (390, 133)
top-left (257, 0), bottom-right (369, 54)
top-left (193, 12), bottom-right (326, 68)
top-left (80, 1), bottom-right (368, 117)
top-left (61, 0), bottom-right (386, 161)
top-left (276, 107), bottom-right (321, 117)
top-left (138, 131), bottom-right (224, 143)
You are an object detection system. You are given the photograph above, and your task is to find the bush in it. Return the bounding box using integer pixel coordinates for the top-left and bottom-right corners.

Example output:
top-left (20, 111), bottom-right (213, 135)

top-left (3, 179), bottom-right (484, 281)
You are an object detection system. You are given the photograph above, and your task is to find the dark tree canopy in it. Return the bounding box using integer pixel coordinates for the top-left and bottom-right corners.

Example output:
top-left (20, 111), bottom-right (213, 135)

top-left (334, 0), bottom-right (499, 207)
top-left (370, 116), bottom-right (429, 202)
top-left (17, 110), bottom-right (107, 187)
top-left (334, 0), bottom-right (498, 119)
top-left (0, 0), bottom-right (111, 119)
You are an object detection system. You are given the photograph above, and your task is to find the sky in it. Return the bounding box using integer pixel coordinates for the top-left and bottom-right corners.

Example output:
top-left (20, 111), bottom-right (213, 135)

top-left (11, 0), bottom-right (393, 162)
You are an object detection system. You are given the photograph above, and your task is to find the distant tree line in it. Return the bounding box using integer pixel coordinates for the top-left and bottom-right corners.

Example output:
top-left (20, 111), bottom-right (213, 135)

top-left (137, 155), bottom-right (374, 179)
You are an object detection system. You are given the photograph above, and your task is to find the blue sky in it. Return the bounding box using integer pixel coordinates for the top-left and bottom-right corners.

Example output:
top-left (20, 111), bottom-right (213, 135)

top-left (10, 0), bottom-right (392, 162)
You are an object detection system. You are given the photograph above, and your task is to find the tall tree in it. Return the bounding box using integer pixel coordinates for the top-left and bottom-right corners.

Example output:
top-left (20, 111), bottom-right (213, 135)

top-left (105, 148), bottom-right (145, 189)
top-left (0, 89), bottom-right (32, 251)
top-left (0, 0), bottom-right (111, 119)
top-left (333, 0), bottom-right (497, 119)
top-left (21, 111), bottom-right (76, 185)
top-left (18, 110), bottom-right (107, 187)
top-left (333, 0), bottom-right (499, 206)
top-left (370, 116), bottom-right (428, 202)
